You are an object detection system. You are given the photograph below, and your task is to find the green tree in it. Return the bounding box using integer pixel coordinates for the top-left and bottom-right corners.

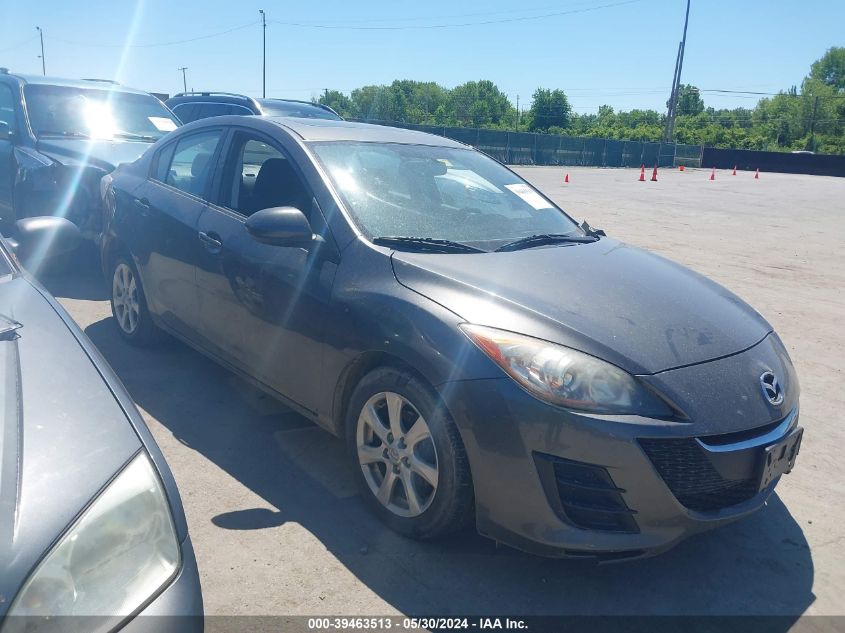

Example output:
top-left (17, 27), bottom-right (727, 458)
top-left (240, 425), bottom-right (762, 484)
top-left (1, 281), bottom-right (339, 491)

top-left (528, 88), bottom-right (572, 132)
top-left (318, 90), bottom-right (358, 119)
top-left (450, 80), bottom-right (512, 127)
top-left (675, 85), bottom-right (704, 116)
top-left (808, 47), bottom-right (845, 92)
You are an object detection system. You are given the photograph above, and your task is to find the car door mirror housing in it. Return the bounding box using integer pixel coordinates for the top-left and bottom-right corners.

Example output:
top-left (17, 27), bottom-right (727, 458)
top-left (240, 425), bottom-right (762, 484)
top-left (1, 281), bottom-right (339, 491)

top-left (245, 207), bottom-right (314, 247)
top-left (6, 216), bottom-right (82, 263)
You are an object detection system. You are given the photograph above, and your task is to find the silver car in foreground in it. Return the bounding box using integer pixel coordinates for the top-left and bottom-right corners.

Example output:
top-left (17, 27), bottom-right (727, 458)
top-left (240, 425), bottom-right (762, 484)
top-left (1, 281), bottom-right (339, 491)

top-left (0, 219), bottom-right (202, 632)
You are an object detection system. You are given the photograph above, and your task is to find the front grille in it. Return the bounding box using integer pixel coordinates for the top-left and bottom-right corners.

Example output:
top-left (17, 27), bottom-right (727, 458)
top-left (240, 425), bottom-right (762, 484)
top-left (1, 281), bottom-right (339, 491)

top-left (639, 438), bottom-right (760, 512)
top-left (534, 454), bottom-right (639, 533)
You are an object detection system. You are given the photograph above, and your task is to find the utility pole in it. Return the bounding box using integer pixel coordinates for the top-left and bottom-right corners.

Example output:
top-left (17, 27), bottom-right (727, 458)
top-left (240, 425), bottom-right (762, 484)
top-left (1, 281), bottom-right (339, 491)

top-left (178, 67), bottom-right (188, 93)
top-left (36, 26), bottom-right (45, 76)
top-left (259, 9), bottom-right (266, 98)
top-left (324, 88), bottom-right (329, 102)
top-left (663, 0), bottom-right (691, 143)
top-left (516, 95), bottom-right (520, 129)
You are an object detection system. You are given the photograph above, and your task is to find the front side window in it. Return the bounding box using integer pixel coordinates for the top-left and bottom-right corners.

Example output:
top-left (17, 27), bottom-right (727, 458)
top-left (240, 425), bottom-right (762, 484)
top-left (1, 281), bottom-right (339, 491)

top-left (163, 130), bottom-right (223, 198)
top-left (23, 84), bottom-right (179, 141)
top-left (310, 142), bottom-right (581, 250)
top-left (220, 135), bottom-right (311, 216)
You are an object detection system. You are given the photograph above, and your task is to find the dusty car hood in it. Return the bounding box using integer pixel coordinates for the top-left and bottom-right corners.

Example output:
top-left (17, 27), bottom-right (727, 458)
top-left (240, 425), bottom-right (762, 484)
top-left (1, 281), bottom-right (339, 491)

top-left (35, 138), bottom-right (150, 171)
top-left (391, 238), bottom-right (772, 375)
top-left (0, 276), bottom-right (141, 614)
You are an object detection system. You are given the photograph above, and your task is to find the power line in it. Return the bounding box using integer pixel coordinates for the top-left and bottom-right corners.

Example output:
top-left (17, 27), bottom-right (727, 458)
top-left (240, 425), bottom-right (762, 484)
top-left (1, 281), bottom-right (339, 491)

top-left (269, 0), bottom-right (646, 30)
top-left (0, 33), bottom-right (38, 53)
top-left (50, 20), bottom-right (258, 48)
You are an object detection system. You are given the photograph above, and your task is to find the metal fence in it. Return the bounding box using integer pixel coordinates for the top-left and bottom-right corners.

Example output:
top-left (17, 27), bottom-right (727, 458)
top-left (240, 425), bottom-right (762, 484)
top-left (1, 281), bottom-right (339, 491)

top-left (354, 119), bottom-right (703, 168)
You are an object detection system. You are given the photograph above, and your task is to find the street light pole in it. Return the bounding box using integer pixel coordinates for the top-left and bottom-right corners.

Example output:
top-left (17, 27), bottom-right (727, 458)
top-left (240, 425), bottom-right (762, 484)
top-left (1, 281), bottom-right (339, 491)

top-left (259, 9), bottom-right (266, 98)
top-left (36, 26), bottom-right (45, 76)
top-left (663, 0), bottom-right (691, 143)
top-left (178, 67), bottom-right (188, 93)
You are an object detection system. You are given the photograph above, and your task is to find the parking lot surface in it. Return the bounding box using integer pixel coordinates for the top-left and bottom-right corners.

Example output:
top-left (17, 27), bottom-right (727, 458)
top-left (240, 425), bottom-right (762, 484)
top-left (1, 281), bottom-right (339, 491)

top-left (43, 166), bottom-right (844, 620)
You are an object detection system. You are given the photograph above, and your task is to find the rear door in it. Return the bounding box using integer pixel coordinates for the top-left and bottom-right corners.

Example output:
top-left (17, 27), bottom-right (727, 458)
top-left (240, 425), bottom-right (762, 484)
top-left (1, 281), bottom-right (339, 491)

top-left (125, 127), bottom-right (225, 340)
top-left (194, 128), bottom-right (337, 412)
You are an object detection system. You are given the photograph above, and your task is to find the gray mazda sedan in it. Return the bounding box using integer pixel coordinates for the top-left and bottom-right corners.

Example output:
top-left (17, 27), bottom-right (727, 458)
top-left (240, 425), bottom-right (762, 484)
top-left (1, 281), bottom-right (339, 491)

top-left (0, 219), bottom-right (202, 630)
top-left (101, 116), bottom-right (802, 560)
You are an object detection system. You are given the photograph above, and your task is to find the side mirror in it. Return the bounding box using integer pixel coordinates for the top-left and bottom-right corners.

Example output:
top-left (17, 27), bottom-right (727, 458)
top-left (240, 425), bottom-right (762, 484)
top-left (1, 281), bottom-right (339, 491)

top-left (6, 217), bottom-right (82, 263)
top-left (0, 121), bottom-right (11, 142)
top-left (245, 207), bottom-right (314, 247)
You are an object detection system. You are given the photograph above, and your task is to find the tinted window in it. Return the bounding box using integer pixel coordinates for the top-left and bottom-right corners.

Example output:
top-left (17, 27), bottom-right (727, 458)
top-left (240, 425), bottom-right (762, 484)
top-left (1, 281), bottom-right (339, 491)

top-left (220, 134), bottom-right (310, 216)
top-left (0, 84), bottom-right (16, 134)
top-left (23, 84), bottom-right (178, 141)
top-left (171, 103), bottom-right (197, 123)
top-left (192, 103), bottom-right (253, 120)
top-left (163, 130), bottom-right (223, 198)
top-left (258, 100), bottom-right (341, 120)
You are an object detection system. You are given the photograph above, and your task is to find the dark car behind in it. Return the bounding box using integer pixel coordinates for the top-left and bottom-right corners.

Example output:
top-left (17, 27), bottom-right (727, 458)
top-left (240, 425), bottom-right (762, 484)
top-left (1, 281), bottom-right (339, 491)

top-left (164, 92), bottom-right (341, 123)
top-left (0, 70), bottom-right (180, 239)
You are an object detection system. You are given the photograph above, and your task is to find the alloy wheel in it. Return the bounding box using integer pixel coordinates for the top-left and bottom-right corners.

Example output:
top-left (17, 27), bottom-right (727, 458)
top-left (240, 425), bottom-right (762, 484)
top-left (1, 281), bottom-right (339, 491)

top-left (112, 263), bottom-right (140, 335)
top-left (356, 391), bottom-right (439, 518)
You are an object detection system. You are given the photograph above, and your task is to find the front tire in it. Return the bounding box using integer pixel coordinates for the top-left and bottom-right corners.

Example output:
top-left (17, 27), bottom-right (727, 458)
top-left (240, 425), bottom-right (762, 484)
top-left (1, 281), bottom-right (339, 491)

top-left (346, 367), bottom-right (474, 539)
top-left (109, 256), bottom-right (161, 346)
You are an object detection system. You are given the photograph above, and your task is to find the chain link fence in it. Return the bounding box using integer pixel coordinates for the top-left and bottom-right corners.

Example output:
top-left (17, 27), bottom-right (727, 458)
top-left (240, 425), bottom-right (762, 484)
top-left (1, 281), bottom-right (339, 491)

top-left (354, 120), bottom-right (703, 168)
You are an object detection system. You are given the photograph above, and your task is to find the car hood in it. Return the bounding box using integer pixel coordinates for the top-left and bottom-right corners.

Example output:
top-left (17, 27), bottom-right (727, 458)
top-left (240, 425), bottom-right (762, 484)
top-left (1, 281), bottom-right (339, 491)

top-left (391, 238), bottom-right (772, 375)
top-left (35, 138), bottom-right (151, 171)
top-left (0, 276), bottom-right (141, 615)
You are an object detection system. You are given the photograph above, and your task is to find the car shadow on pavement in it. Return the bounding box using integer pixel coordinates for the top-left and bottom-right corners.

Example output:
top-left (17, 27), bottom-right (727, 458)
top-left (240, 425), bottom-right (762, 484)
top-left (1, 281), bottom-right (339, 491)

top-left (82, 315), bottom-right (815, 623)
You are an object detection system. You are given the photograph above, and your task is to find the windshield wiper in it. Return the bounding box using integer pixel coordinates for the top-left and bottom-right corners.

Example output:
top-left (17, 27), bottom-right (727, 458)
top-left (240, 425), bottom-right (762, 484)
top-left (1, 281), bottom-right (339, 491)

top-left (113, 131), bottom-right (158, 142)
top-left (37, 130), bottom-right (91, 139)
top-left (495, 233), bottom-right (598, 252)
top-left (372, 236), bottom-right (485, 254)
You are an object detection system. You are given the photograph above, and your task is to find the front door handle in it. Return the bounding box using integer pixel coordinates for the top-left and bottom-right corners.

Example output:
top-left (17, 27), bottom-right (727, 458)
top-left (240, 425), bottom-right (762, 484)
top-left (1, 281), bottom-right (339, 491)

top-left (198, 231), bottom-right (223, 252)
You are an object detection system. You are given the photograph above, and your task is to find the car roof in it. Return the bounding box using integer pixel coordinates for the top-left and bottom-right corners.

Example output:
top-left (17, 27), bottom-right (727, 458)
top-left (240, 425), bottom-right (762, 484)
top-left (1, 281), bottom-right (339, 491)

top-left (8, 73), bottom-right (152, 95)
top-left (268, 117), bottom-right (467, 148)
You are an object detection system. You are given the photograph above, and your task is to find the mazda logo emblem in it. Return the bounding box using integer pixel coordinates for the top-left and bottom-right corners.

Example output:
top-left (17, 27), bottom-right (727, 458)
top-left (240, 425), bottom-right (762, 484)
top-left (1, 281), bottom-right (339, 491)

top-left (760, 371), bottom-right (784, 406)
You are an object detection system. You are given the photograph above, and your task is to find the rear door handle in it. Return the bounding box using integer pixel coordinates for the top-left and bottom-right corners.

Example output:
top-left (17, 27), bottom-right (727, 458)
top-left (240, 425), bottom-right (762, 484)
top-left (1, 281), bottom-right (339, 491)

top-left (134, 198), bottom-right (152, 216)
top-left (198, 231), bottom-right (223, 252)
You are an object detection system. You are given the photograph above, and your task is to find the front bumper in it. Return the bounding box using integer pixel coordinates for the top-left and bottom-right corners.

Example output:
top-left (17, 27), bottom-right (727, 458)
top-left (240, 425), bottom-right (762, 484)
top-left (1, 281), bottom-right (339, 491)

top-left (440, 374), bottom-right (800, 561)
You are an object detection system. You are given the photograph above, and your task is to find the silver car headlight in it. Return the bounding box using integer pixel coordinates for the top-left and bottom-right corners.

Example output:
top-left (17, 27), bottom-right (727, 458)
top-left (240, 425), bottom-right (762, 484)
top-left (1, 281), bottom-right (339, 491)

top-left (461, 324), bottom-right (672, 416)
top-left (7, 452), bottom-right (180, 628)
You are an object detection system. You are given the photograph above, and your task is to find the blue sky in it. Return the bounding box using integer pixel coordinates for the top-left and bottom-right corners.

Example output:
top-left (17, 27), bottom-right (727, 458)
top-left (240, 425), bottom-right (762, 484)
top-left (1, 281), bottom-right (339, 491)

top-left (1, 0), bottom-right (842, 114)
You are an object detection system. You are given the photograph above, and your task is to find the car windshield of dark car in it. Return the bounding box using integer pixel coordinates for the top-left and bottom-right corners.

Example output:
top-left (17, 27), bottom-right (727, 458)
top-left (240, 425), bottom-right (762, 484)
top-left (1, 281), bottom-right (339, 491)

top-left (310, 142), bottom-right (583, 250)
top-left (258, 100), bottom-right (341, 120)
top-left (24, 84), bottom-right (179, 141)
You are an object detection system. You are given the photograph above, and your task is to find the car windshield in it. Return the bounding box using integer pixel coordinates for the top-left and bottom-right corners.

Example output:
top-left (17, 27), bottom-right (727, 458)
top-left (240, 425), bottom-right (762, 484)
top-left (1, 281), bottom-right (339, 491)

top-left (24, 84), bottom-right (179, 141)
top-left (310, 141), bottom-right (582, 250)
top-left (258, 100), bottom-right (341, 120)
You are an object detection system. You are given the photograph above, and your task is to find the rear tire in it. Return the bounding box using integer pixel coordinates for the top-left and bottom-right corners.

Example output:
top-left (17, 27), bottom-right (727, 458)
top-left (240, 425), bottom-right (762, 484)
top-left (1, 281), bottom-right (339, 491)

top-left (109, 255), bottom-right (161, 346)
top-left (346, 366), bottom-right (474, 539)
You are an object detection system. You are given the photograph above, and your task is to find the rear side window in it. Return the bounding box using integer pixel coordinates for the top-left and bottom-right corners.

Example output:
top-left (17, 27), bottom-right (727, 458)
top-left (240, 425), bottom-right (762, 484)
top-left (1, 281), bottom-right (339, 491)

top-left (0, 84), bottom-right (16, 134)
top-left (161, 130), bottom-right (223, 199)
top-left (171, 103), bottom-right (197, 123)
top-left (193, 103), bottom-right (253, 120)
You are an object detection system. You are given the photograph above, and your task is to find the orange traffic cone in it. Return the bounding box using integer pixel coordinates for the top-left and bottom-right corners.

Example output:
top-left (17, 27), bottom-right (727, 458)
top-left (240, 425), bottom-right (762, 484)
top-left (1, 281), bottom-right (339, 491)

top-left (732, 165), bottom-right (737, 176)
top-left (650, 166), bottom-right (658, 182)
top-left (564, 173), bottom-right (569, 183)
top-left (709, 167), bottom-right (715, 181)
top-left (755, 168), bottom-right (760, 179)
top-left (638, 165), bottom-right (646, 181)
top-left (679, 165), bottom-right (685, 171)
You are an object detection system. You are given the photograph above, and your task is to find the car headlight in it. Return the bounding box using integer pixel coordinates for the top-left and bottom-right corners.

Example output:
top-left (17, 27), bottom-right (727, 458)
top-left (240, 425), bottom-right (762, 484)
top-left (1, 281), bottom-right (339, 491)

top-left (7, 452), bottom-right (180, 629)
top-left (461, 324), bottom-right (671, 416)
